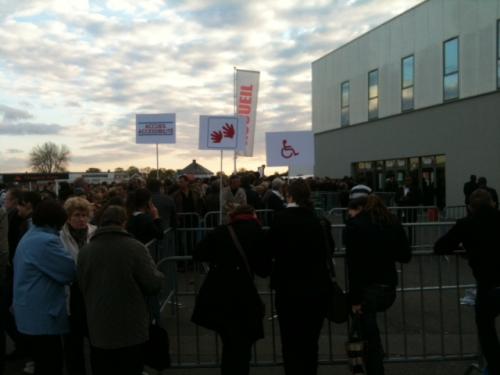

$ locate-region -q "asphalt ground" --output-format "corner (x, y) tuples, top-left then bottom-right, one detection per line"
(5, 221), (485, 374)
(4, 254), (482, 375)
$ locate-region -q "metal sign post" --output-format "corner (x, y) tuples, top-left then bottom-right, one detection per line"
(156, 143), (159, 179)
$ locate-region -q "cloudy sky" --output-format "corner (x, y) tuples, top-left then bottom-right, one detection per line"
(0, 0), (422, 174)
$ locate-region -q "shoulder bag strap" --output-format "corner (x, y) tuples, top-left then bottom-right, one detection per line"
(227, 225), (254, 280)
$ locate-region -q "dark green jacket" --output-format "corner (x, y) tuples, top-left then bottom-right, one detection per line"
(78, 226), (163, 349)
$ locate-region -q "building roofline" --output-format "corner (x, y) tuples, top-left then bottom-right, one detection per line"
(312, 0), (429, 65)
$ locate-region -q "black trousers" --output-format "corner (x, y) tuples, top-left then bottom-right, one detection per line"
(63, 332), (85, 375)
(25, 335), (64, 375)
(276, 293), (327, 375)
(219, 331), (254, 375)
(1, 276), (25, 354)
(475, 287), (500, 375)
(90, 344), (145, 375)
(358, 285), (396, 375)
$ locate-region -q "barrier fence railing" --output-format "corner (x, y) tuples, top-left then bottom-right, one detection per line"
(327, 206), (445, 224)
(146, 217), (479, 369)
(312, 191), (396, 210)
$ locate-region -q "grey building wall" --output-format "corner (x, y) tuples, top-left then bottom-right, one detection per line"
(312, 0), (500, 133)
(315, 91), (500, 207)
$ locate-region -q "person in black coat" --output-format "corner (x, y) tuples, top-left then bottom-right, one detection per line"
(126, 188), (163, 245)
(263, 178), (286, 212)
(344, 195), (411, 375)
(463, 175), (478, 205)
(477, 177), (499, 209)
(192, 204), (269, 375)
(147, 179), (176, 229)
(434, 189), (500, 375)
(395, 175), (421, 227)
(268, 179), (333, 375)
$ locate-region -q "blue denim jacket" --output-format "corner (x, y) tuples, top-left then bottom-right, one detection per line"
(13, 225), (76, 335)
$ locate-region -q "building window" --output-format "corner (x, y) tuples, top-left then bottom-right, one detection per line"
(401, 55), (414, 111)
(341, 81), (350, 126)
(443, 37), (459, 100)
(368, 69), (379, 120)
(497, 20), (500, 89)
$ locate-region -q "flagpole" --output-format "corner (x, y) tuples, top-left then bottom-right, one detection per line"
(219, 149), (223, 225)
(233, 66), (237, 174)
(156, 143), (159, 179)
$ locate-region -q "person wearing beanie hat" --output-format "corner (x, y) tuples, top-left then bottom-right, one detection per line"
(349, 178), (372, 200)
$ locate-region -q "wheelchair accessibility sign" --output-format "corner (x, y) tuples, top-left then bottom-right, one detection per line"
(266, 131), (314, 167)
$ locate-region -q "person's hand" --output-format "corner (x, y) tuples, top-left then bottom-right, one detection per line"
(352, 304), (363, 315)
(149, 202), (159, 220)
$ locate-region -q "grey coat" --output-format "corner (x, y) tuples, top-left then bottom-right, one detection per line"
(77, 226), (164, 349)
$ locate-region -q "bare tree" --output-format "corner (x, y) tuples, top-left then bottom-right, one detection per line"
(29, 142), (70, 173)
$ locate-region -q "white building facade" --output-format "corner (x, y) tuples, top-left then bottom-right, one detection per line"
(313, 0), (500, 206)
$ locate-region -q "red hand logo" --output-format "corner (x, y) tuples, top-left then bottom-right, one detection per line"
(211, 130), (223, 143)
(222, 123), (235, 139)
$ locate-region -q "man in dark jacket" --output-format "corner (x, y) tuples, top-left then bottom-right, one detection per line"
(78, 206), (164, 375)
(477, 177), (499, 209)
(147, 179), (176, 229)
(262, 177), (286, 212)
(463, 175), (478, 205)
(434, 189), (500, 375)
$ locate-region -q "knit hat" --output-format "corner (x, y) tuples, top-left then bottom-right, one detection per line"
(349, 184), (372, 200)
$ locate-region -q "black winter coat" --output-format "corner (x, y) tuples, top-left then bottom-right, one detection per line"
(344, 211), (411, 304)
(268, 207), (333, 298)
(434, 206), (500, 289)
(126, 212), (163, 245)
(191, 217), (269, 341)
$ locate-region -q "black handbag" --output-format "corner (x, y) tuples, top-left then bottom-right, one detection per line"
(346, 315), (365, 374)
(144, 320), (171, 371)
(320, 218), (349, 323)
(191, 225), (264, 331)
(191, 267), (225, 331)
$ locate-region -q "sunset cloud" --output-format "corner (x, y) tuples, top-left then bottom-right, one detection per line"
(0, 0), (423, 173)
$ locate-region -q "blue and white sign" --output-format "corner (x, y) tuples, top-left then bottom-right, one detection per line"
(136, 113), (176, 144)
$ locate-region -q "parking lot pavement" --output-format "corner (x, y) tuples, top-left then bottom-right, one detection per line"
(150, 360), (473, 375)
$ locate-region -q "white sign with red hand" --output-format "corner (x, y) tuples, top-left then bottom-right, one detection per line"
(266, 131), (315, 167)
(199, 115), (246, 151)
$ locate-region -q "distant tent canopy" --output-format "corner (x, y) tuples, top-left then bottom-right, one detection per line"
(178, 160), (214, 179)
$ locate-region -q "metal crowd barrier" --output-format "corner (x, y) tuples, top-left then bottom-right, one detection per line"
(312, 191), (397, 211)
(441, 206), (467, 221)
(146, 219), (479, 369)
(203, 209), (275, 229)
(328, 206), (443, 225)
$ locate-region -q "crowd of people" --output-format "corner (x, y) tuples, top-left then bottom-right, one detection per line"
(0, 172), (499, 375)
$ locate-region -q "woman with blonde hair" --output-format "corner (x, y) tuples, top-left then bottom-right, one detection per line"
(345, 194), (411, 375)
(60, 196), (97, 375)
(61, 197), (96, 261)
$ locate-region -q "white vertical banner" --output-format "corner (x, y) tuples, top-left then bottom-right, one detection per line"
(235, 69), (259, 157)
(266, 131), (315, 167)
(199, 115), (246, 151)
